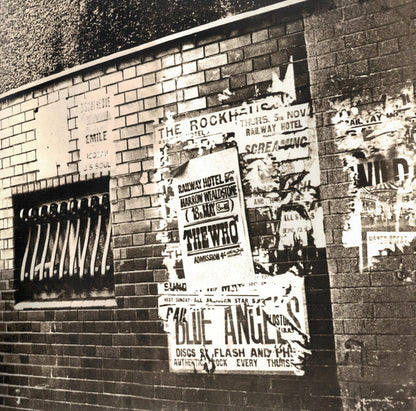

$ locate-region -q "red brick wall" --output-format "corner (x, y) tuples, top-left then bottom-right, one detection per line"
(304, 0), (416, 409)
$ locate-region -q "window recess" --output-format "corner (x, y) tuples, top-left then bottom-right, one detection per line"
(16, 193), (114, 302)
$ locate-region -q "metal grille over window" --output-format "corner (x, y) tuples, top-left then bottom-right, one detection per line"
(17, 193), (114, 301)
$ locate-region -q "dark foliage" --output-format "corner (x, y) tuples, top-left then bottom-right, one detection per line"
(0, 0), (284, 94)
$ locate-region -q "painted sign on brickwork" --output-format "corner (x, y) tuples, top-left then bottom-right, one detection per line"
(335, 81), (416, 274)
(78, 89), (116, 175)
(155, 60), (324, 374)
(173, 148), (254, 290)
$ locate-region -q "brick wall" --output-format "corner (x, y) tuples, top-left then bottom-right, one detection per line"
(0, 5), (343, 410)
(3, 1), (414, 409)
(304, 0), (416, 409)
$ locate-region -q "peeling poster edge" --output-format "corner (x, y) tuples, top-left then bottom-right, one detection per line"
(334, 80), (416, 278)
(153, 60), (325, 374)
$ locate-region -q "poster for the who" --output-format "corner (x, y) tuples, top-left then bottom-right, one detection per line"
(155, 66), (324, 375)
(173, 148), (254, 291)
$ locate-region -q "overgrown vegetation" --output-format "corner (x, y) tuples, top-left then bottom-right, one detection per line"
(0, 0), (283, 94)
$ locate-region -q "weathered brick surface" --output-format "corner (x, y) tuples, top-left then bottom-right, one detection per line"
(304, 0), (416, 410)
(4, 1), (414, 409)
(0, 7), (337, 409)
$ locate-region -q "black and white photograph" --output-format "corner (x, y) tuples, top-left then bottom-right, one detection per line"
(0, 0), (415, 409)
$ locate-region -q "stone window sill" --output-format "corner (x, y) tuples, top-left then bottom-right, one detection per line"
(14, 298), (117, 310)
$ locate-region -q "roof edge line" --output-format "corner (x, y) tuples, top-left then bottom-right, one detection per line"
(0, 0), (307, 101)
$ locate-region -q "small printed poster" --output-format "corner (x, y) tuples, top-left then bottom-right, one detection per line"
(78, 89), (116, 175)
(367, 231), (416, 264)
(173, 147), (255, 290)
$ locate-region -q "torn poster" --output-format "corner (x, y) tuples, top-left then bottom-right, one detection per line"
(159, 271), (309, 375)
(335, 81), (416, 269)
(238, 102), (325, 276)
(155, 93), (325, 375)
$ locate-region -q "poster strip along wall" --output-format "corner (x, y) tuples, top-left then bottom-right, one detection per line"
(156, 94), (323, 374)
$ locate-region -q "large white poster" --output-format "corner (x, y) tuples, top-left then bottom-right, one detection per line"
(173, 148), (254, 290)
(35, 100), (71, 179)
(159, 273), (308, 375)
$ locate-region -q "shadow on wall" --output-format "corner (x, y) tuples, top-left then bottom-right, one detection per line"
(303, 252), (342, 409)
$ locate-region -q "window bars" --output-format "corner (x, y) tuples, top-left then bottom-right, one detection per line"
(18, 194), (112, 285)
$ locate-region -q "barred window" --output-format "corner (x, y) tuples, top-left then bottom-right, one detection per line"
(15, 182), (114, 302)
